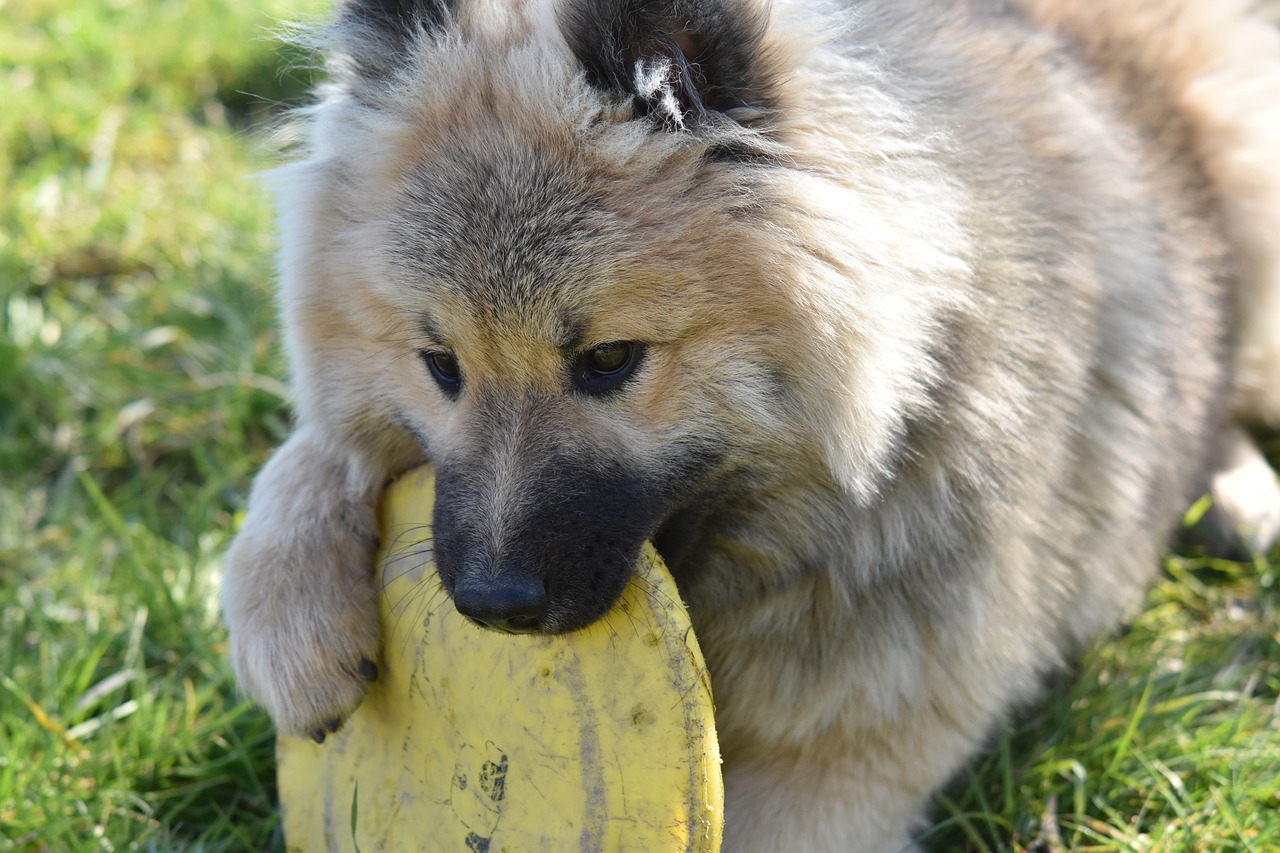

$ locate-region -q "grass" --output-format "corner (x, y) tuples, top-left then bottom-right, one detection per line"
(1, 0), (316, 847)
(2, 0), (1278, 849)
(929, 552), (1280, 852)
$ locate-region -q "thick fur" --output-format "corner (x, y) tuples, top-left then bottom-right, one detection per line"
(222, 0), (1280, 848)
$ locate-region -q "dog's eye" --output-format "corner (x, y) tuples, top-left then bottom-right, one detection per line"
(421, 350), (462, 397)
(575, 342), (644, 396)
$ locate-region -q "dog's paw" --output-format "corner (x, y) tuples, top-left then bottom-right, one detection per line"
(1211, 451), (1280, 556)
(222, 501), (384, 740)
(1197, 426), (1280, 558)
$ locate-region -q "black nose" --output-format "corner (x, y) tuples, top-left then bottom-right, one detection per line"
(452, 574), (548, 634)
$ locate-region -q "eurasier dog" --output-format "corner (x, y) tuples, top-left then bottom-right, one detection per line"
(223, 0), (1280, 847)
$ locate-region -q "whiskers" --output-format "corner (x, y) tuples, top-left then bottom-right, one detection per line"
(377, 523), (452, 660)
(579, 550), (686, 648)
(629, 550), (685, 614)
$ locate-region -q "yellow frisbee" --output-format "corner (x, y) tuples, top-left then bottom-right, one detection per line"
(277, 466), (723, 852)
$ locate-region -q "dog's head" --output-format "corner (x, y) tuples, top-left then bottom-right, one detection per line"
(276, 0), (970, 632)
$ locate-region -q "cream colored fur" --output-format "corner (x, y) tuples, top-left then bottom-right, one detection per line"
(1019, 0), (1280, 424)
(221, 1), (1280, 849)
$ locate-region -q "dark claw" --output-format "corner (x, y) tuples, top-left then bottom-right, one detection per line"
(326, 717), (342, 733)
(358, 657), (379, 681)
(311, 729), (327, 744)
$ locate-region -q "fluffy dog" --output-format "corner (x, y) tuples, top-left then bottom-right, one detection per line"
(222, 0), (1280, 848)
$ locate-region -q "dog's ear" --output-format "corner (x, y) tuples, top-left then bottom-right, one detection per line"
(560, 0), (774, 129)
(334, 0), (458, 81)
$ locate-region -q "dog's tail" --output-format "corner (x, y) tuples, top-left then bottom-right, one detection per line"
(1021, 0), (1280, 425)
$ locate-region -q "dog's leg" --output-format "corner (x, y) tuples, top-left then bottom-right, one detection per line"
(222, 425), (392, 740)
(719, 718), (979, 853)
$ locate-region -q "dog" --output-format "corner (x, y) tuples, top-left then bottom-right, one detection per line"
(222, 0), (1280, 848)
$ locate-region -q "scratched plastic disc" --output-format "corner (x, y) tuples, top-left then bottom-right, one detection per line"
(277, 465), (723, 852)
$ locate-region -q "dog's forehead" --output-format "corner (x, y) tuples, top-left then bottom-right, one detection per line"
(393, 136), (609, 303)
(372, 118), (759, 365)
(342, 19), (754, 357)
